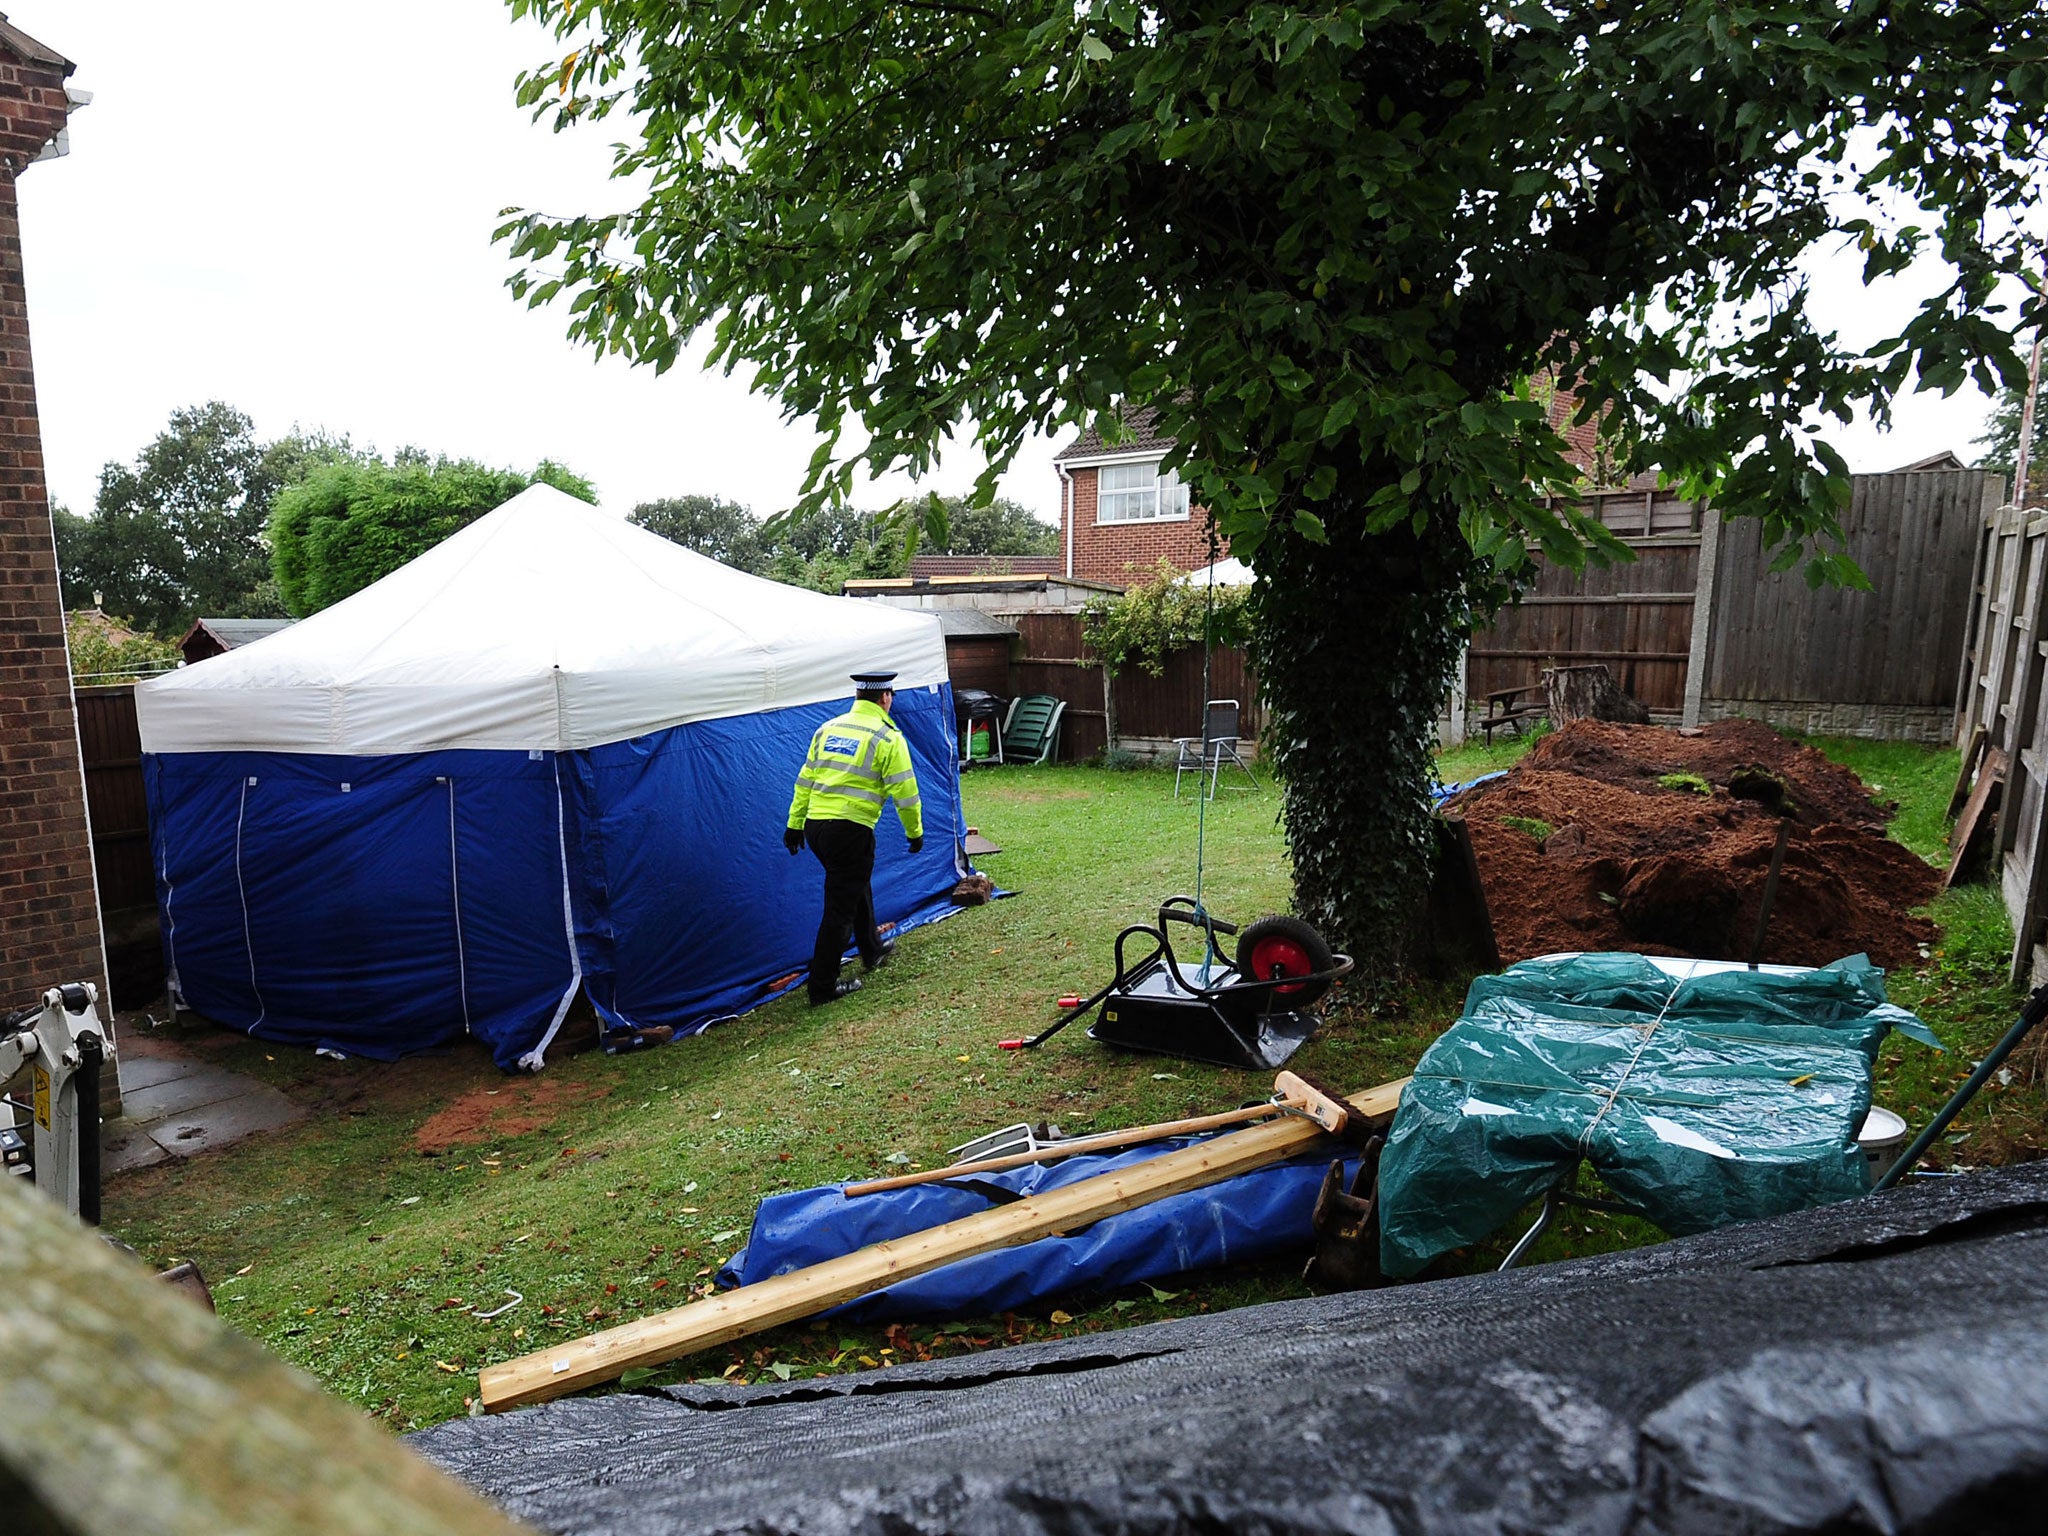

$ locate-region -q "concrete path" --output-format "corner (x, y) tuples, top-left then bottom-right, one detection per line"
(101, 1032), (305, 1174)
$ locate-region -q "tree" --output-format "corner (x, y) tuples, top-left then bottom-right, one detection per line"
(926, 497), (1059, 559)
(64, 610), (180, 685)
(1975, 376), (2048, 506)
(501, 1), (2048, 976)
(765, 502), (909, 592)
(630, 494), (770, 571)
(52, 410), (363, 636)
(269, 457), (596, 615)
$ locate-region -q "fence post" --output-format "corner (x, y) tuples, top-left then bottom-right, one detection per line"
(1681, 505), (1722, 728)
(1443, 642), (1468, 746)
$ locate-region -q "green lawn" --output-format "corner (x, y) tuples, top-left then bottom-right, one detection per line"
(102, 739), (2044, 1430)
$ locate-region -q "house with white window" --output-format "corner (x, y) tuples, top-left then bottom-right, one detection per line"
(1053, 407), (1215, 585)
(1052, 383), (1621, 586)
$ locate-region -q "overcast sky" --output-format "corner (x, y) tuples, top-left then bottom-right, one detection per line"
(14, 1), (2009, 527)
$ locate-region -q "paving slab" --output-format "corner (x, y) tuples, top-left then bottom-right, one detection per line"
(143, 1087), (303, 1158)
(115, 1052), (206, 1093)
(101, 1119), (173, 1174)
(118, 1065), (265, 1123)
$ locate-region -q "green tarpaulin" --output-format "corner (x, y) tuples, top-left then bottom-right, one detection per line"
(1377, 952), (1941, 1279)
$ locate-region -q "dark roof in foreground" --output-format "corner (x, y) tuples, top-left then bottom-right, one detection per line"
(414, 1161), (2048, 1536)
(1054, 404), (1178, 463)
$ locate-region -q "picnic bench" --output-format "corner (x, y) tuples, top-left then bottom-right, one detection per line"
(1477, 682), (1549, 743)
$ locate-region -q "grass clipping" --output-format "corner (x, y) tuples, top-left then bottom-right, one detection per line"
(1447, 719), (1940, 968)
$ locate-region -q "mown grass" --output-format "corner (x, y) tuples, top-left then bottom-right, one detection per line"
(101, 733), (2041, 1429)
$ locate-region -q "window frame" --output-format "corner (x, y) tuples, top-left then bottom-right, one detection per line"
(1093, 458), (1192, 526)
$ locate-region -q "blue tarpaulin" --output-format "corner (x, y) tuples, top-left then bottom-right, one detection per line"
(145, 690), (968, 1071)
(718, 1136), (1360, 1322)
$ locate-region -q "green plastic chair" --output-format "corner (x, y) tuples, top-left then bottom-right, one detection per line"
(1000, 694), (1066, 764)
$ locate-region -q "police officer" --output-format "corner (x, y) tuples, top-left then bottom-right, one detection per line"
(785, 671), (924, 1005)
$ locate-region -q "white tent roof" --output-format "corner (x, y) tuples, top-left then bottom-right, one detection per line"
(136, 484), (949, 756)
(1185, 557), (1254, 587)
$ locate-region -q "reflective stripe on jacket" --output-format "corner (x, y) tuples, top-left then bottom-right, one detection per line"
(787, 699), (924, 838)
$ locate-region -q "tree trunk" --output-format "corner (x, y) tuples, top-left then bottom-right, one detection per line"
(1249, 504), (1485, 993)
(1545, 663), (1650, 725)
(1101, 663), (1120, 754)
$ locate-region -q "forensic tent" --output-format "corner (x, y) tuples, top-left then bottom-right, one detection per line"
(136, 485), (968, 1071)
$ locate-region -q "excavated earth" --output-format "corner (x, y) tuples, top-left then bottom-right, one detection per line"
(1448, 718), (1940, 969)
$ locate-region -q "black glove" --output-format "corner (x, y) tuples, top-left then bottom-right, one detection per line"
(907, 835), (924, 855)
(784, 827), (804, 855)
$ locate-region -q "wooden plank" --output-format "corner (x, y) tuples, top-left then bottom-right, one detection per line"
(480, 1077), (1411, 1412)
(0, 1180), (532, 1536)
(1946, 747), (2006, 889)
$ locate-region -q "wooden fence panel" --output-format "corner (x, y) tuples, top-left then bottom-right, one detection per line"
(1007, 612), (1259, 762)
(73, 684), (164, 1008)
(1703, 470), (2001, 737)
(1953, 507), (2048, 985)
(1466, 533), (1701, 714)
(74, 686), (152, 915)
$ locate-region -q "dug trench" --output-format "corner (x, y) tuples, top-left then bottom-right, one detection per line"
(1449, 719), (1940, 969)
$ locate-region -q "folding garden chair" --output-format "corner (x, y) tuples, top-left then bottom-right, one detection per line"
(1000, 694), (1066, 765)
(1174, 699), (1258, 799)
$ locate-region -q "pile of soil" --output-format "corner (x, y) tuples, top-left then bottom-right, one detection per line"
(1450, 719), (1940, 969)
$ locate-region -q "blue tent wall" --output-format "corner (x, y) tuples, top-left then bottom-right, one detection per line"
(146, 750), (579, 1068)
(562, 683), (967, 1033)
(144, 684), (967, 1069)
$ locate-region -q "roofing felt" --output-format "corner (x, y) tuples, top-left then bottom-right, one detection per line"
(1053, 404), (1178, 463)
(909, 554), (1061, 579)
(933, 608), (1020, 638)
(193, 618), (297, 650)
(414, 1160), (2048, 1536)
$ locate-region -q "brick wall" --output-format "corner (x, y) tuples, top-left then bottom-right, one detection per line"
(1547, 375), (1605, 474)
(0, 44), (108, 1008)
(1061, 466), (1219, 586)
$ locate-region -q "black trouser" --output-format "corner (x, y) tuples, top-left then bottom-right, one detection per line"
(804, 817), (884, 1001)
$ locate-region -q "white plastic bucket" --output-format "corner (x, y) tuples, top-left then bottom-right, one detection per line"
(1856, 1105), (1909, 1183)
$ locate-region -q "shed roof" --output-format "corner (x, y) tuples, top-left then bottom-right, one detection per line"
(184, 618), (297, 651)
(1890, 450), (1973, 473)
(934, 609), (1019, 639)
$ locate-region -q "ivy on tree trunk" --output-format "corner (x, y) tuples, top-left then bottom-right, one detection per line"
(1251, 495), (1484, 979)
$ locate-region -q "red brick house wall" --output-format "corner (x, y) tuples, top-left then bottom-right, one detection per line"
(0, 29), (108, 1007)
(1060, 465), (1218, 586)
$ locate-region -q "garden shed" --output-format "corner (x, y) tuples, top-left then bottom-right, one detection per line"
(136, 485), (966, 1070)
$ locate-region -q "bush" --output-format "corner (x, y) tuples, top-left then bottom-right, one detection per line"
(270, 458), (594, 615)
(67, 612), (180, 684)
(1080, 561), (1252, 678)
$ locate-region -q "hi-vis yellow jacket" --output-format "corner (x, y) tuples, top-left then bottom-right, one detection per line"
(787, 699), (924, 838)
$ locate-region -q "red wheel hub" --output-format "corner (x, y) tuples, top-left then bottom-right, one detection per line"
(1247, 936), (1315, 996)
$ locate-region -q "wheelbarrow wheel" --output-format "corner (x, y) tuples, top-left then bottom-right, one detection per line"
(1236, 915), (1335, 1006)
